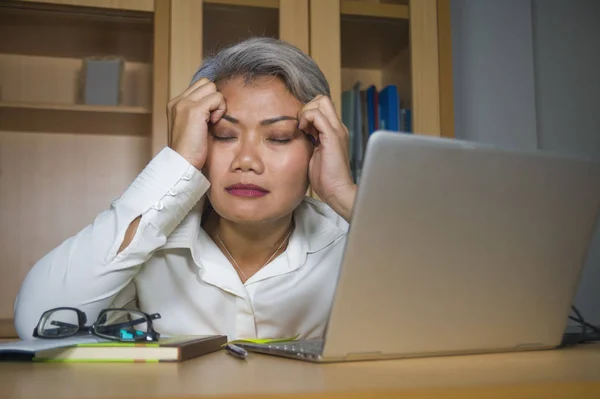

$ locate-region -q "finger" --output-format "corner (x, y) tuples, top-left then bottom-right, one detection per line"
(301, 95), (344, 133)
(198, 91), (227, 124)
(298, 108), (337, 146)
(184, 83), (218, 105)
(182, 77), (212, 98)
(297, 112), (320, 146)
(167, 78), (213, 115)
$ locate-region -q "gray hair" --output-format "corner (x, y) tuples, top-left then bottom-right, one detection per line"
(190, 37), (330, 103)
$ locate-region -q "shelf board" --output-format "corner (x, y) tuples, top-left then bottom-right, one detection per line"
(14, 0), (153, 12)
(204, 0), (278, 9)
(0, 101), (151, 114)
(341, 0), (409, 20)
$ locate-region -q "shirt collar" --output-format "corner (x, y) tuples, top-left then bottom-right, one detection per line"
(161, 196), (347, 270)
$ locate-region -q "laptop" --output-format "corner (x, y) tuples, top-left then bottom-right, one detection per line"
(238, 131), (600, 362)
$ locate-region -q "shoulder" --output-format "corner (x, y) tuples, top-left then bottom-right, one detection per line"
(293, 196), (348, 254)
(298, 196), (349, 231)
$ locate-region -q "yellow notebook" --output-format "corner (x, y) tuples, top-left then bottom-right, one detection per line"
(33, 335), (227, 363)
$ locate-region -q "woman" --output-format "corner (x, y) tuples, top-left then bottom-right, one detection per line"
(14, 37), (356, 341)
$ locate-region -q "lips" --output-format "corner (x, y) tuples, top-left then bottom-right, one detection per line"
(225, 183), (270, 198)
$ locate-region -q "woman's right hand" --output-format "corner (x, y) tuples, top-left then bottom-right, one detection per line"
(168, 78), (227, 170)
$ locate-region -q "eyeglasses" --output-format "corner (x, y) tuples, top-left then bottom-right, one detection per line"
(33, 307), (161, 342)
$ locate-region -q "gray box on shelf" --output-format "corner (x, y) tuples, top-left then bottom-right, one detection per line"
(81, 57), (124, 106)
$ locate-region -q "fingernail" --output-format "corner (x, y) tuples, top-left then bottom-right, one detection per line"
(304, 132), (316, 145)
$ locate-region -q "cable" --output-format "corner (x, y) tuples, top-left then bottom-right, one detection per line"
(568, 306), (600, 344)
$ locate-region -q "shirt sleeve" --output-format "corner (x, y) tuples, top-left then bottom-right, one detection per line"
(13, 147), (210, 339)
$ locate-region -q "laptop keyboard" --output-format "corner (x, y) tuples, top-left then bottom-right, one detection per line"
(240, 339), (324, 359)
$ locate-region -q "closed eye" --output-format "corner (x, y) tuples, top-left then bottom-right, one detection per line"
(268, 138), (292, 144)
(210, 132), (237, 142)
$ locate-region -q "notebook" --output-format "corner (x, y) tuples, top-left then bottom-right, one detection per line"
(0, 335), (227, 362)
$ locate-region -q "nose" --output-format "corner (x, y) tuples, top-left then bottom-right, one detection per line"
(230, 134), (265, 174)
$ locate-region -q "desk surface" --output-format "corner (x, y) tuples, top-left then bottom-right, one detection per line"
(1, 343), (599, 399)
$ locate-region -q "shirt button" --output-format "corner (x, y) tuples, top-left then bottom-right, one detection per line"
(167, 188), (178, 196)
(181, 172), (192, 181)
(152, 201), (164, 211)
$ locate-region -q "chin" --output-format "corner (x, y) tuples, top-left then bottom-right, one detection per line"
(220, 207), (280, 225)
(211, 196), (272, 223)
(211, 192), (304, 225)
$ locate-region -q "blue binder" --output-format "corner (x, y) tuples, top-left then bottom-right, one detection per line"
(378, 85), (400, 131)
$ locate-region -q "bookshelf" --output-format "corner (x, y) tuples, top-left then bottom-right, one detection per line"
(311, 0), (453, 138)
(0, 0), (162, 332)
(0, 0), (453, 337)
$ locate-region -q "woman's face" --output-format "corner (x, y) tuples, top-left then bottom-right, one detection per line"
(203, 75), (313, 225)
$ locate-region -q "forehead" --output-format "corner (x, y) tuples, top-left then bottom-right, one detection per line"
(216, 75), (302, 116)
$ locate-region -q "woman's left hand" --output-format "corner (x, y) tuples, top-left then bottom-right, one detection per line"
(298, 95), (357, 223)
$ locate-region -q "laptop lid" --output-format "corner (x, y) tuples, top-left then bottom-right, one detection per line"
(321, 131), (600, 361)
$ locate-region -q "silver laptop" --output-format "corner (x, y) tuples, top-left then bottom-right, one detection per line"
(239, 131), (600, 362)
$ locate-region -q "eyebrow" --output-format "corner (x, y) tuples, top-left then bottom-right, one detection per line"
(221, 114), (298, 126)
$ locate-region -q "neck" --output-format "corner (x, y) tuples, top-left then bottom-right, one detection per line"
(205, 211), (294, 280)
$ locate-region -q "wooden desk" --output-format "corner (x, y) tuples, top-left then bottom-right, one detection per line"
(1, 344), (599, 399)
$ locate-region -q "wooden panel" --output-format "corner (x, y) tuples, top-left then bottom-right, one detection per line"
(205, 0), (278, 8)
(0, 54), (152, 109)
(437, 0), (455, 138)
(409, 0), (441, 136)
(382, 47), (411, 108)
(152, 0), (170, 155)
(169, 0), (203, 100)
(0, 5), (153, 63)
(310, 0), (341, 111)
(279, 0), (309, 54)
(0, 318), (17, 339)
(203, 3), (279, 56)
(0, 101), (149, 114)
(341, 0), (408, 19)
(0, 131), (150, 320)
(342, 68), (382, 92)
(341, 15), (408, 69)
(0, 107), (150, 135)
(16, 0), (154, 11)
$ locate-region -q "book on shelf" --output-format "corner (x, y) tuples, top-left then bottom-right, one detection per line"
(0, 334), (227, 363)
(341, 82), (411, 183)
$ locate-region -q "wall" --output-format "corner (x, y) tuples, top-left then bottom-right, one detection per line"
(451, 0), (600, 324)
(450, 0), (538, 150)
(531, 0), (600, 325)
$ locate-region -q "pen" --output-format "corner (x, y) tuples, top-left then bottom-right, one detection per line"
(225, 343), (248, 360)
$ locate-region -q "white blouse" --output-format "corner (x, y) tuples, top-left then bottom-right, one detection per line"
(14, 147), (349, 341)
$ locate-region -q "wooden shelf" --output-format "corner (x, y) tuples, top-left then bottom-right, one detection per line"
(204, 0), (278, 9)
(339, 1), (412, 107)
(341, 0), (409, 20)
(0, 2), (153, 63)
(16, 0), (154, 12)
(203, 2), (279, 56)
(0, 106), (151, 135)
(0, 101), (151, 114)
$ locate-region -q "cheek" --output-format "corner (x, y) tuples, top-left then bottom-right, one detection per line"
(273, 145), (312, 181)
(203, 145), (231, 182)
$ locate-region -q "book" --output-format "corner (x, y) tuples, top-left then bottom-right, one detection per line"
(0, 335), (227, 363)
(365, 85), (378, 136)
(0, 335), (103, 361)
(378, 85), (400, 131)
